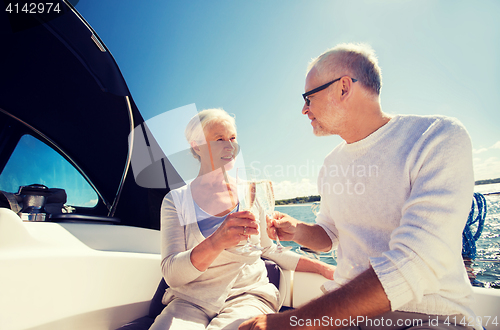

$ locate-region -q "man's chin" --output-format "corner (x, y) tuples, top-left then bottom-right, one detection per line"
(313, 126), (332, 137)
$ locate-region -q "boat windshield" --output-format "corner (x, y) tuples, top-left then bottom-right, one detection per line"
(0, 134), (98, 207)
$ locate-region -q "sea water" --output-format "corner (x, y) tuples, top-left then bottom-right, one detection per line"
(275, 184), (500, 289)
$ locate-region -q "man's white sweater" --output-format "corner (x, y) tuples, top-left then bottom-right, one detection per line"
(316, 115), (478, 325)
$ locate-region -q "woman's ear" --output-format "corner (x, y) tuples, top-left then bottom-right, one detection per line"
(191, 141), (201, 154)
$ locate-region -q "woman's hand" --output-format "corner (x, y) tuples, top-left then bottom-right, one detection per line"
(191, 210), (259, 272)
(266, 211), (299, 242)
(295, 256), (336, 280)
(320, 263), (336, 280)
(209, 210), (259, 250)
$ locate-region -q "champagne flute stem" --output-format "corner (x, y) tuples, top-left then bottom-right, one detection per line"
(271, 216), (291, 252)
(272, 218), (290, 251)
(275, 234), (283, 247)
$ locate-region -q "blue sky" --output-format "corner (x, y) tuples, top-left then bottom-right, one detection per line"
(77, 0), (500, 199)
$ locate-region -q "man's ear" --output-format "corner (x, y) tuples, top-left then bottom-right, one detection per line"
(340, 76), (354, 99)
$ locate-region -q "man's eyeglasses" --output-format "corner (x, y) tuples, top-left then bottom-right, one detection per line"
(302, 77), (357, 106)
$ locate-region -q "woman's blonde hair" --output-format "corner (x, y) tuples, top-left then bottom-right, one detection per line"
(185, 108), (236, 161)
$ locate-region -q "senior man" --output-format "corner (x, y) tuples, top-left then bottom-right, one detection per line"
(240, 43), (478, 330)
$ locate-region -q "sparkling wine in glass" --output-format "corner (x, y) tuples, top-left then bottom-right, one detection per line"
(259, 180), (292, 253)
(236, 167), (262, 253)
(311, 201), (321, 216)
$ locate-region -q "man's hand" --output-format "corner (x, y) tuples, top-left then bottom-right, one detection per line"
(240, 268), (390, 330)
(266, 211), (300, 241)
(268, 211), (333, 252)
(238, 314), (268, 330)
(239, 313), (288, 330)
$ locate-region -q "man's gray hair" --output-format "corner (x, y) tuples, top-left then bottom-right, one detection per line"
(308, 43), (382, 96)
(185, 108), (236, 161)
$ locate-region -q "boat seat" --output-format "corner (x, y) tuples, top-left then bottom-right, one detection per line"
(115, 259), (283, 330)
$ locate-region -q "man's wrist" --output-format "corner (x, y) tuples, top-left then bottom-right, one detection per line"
(295, 222), (332, 252)
(294, 221), (308, 246)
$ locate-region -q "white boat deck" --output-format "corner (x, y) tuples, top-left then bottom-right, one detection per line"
(1, 208), (499, 330)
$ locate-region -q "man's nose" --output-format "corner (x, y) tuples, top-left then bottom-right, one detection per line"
(302, 103), (309, 115)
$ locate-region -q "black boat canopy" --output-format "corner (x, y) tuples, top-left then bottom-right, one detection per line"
(0, 0), (171, 229)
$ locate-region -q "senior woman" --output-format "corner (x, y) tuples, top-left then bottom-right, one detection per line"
(150, 109), (335, 330)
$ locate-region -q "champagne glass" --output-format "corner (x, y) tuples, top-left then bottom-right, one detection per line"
(236, 167), (262, 253)
(311, 201), (321, 216)
(258, 180), (292, 252)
